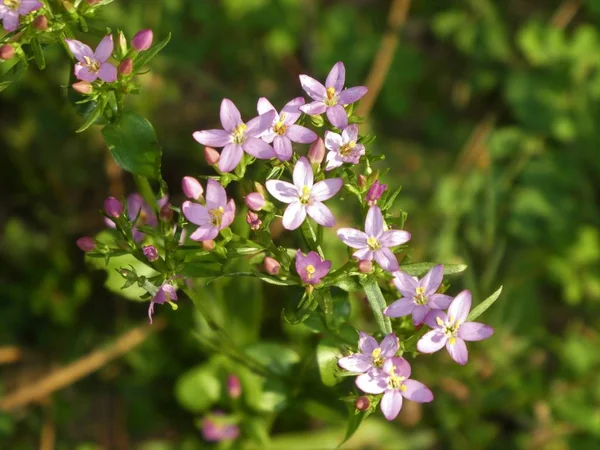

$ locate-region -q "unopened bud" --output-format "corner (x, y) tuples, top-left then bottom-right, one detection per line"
(308, 137), (325, 164)
(118, 31), (127, 56)
(202, 240), (215, 251)
(0, 45), (15, 61)
(160, 203), (173, 221)
(357, 260), (373, 273)
(227, 375), (242, 399)
(33, 15), (48, 31)
(355, 396), (370, 411)
(246, 211), (261, 230)
(204, 146), (220, 166)
(253, 182), (266, 197)
(264, 257), (280, 276)
(104, 196), (124, 218)
(76, 237), (95, 252)
(132, 29), (153, 51)
(86, 0), (101, 4)
(118, 58), (133, 76)
(182, 176), (204, 200)
(63, 1), (75, 13)
(245, 192), (265, 211)
(72, 81), (93, 95)
(366, 180), (387, 205)
(357, 174), (367, 189)
(142, 245), (159, 262)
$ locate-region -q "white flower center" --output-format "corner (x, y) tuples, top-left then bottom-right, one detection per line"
(437, 316), (460, 344)
(232, 123), (247, 144)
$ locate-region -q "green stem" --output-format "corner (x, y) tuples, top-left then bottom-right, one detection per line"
(361, 280), (392, 335)
(134, 175), (158, 211)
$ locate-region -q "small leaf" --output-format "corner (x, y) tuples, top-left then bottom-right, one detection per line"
(380, 186), (402, 211)
(135, 33), (171, 70)
(339, 407), (370, 447)
(467, 286), (503, 321)
(0, 58), (28, 92)
(399, 262), (468, 277)
(316, 338), (344, 386)
(76, 96), (108, 133)
(31, 38), (46, 70)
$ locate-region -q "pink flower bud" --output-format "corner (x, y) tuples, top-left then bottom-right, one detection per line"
(355, 396), (370, 411)
(72, 81), (93, 95)
(357, 174), (367, 189)
(204, 146), (220, 166)
(160, 203), (173, 221)
(366, 180), (387, 205)
(202, 240), (215, 251)
(33, 16), (48, 31)
(86, 0), (101, 4)
(264, 257), (280, 276)
(182, 176), (204, 200)
(357, 260), (373, 273)
(245, 193), (265, 211)
(246, 211), (261, 230)
(308, 137), (325, 164)
(76, 237), (95, 252)
(0, 45), (14, 61)
(104, 196), (124, 218)
(142, 245), (159, 262)
(118, 58), (133, 76)
(132, 29), (153, 51)
(227, 375), (242, 399)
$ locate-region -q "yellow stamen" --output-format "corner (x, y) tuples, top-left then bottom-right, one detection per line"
(371, 347), (383, 367)
(367, 237), (380, 250)
(325, 87), (338, 106)
(306, 264), (315, 279)
(436, 316), (444, 327)
(210, 206), (225, 227)
(415, 286), (427, 305)
(448, 336), (456, 345)
(4, 0), (19, 9)
(232, 123), (247, 144)
(299, 185), (311, 204)
(273, 114), (287, 136)
(339, 140), (356, 156)
(83, 56), (100, 73)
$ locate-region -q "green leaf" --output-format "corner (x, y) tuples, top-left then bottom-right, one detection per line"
(76, 96), (108, 133)
(135, 33), (172, 70)
(243, 418), (271, 447)
(102, 112), (162, 179)
(0, 58), (28, 92)
(380, 186), (402, 211)
(339, 407), (370, 447)
(316, 338), (344, 386)
(467, 285), (503, 321)
(253, 272), (298, 286)
(399, 262), (468, 277)
(174, 364), (221, 413)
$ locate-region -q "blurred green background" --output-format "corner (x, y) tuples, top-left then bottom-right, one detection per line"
(2, 0), (600, 448)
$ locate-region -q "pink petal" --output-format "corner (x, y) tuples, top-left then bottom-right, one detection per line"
(424, 310), (446, 328)
(411, 305), (429, 326)
(257, 97), (276, 115)
(338, 354), (372, 373)
(193, 130), (231, 148)
(447, 290), (472, 324)
(384, 298), (414, 318)
(300, 101), (327, 115)
(353, 247), (373, 260)
(18, 0), (42, 14)
(374, 248), (399, 272)
(218, 143), (243, 172)
(287, 124), (317, 144)
(313, 260), (331, 281)
(458, 322), (494, 342)
(338, 86), (368, 105)
(358, 331), (378, 354)
(282, 202), (306, 230)
(243, 137), (275, 159)
(66, 39), (94, 63)
(326, 104), (348, 129)
(293, 156), (313, 189)
(393, 271), (419, 298)
(247, 110), (276, 137)
(311, 178), (343, 202)
(421, 264), (444, 296)
(281, 97), (305, 125)
(428, 293), (453, 309)
(265, 180), (298, 203)
(337, 228), (368, 249)
(446, 338), (468, 365)
(380, 334), (399, 357)
(2, 10), (18, 31)
(380, 230), (411, 247)
(380, 390), (402, 421)
(98, 63), (117, 83)
(205, 178), (227, 210)
(383, 356), (411, 378)
(402, 380), (433, 403)
(355, 372), (387, 395)
(342, 124), (359, 142)
(190, 225), (219, 241)
(325, 61), (345, 92)
(325, 153), (344, 171)
(221, 199), (236, 229)
(219, 99), (242, 132)
(306, 201), (335, 227)
(74, 64), (98, 82)
(417, 330), (447, 354)
(182, 201), (211, 226)
(95, 35), (114, 62)
(365, 206), (384, 238)
(299, 74), (326, 101)
(273, 136), (292, 161)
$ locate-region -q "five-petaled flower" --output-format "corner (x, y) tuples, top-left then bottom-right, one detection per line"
(299, 61), (368, 129)
(295, 250), (331, 285)
(0, 0), (42, 32)
(66, 35), (117, 83)
(338, 332), (399, 374)
(148, 282), (178, 324)
(193, 99), (276, 173)
(417, 290), (494, 365)
(355, 357), (433, 421)
(337, 206), (410, 272)
(257, 97), (317, 161)
(324, 125), (365, 171)
(182, 178), (235, 241)
(384, 265), (453, 325)
(266, 156), (342, 230)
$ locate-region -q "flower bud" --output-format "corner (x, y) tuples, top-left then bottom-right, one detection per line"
(160, 203), (173, 221)
(76, 237), (95, 252)
(132, 29), (153, 51)
(264, 257), (280, 276)
(227, 375), (242, 399)
(202, 240), (215, 251)
(118, 58), (133, 76)
(72, 81), (93, 95)
(86, 0), (101, 4)
(366, 180), (387, 205)
(246, 211), (261, 230)
(142, 245), (159, 262)
(118, 31), (128, 56)
(355, 396), (370, 411)
(104, 196), (124, 218)
(0, 45), (15, 61)
(182, 176), (204, 200)
(307, 137), (325, 164)
(33, 15), (48, 31)
(357, 174), (367, 189)
(204, 146), (220, 166)
(245, 192), (265, 211)
(63, 1), (75, 13)
(357, 259), (373, 273)
(253, 182), (266, 197)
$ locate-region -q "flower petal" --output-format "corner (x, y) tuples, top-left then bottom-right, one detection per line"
(446, 338), (468, 365)
(355, 372), (387, 395)
(365, 206), (384, 238)
(287, 124), (317, 144)
(342, 124), (359, 142)
(380, 230), (411, 247)
(190, 225), (219, 241)
(338, 354), (372, 373)
(218, 143), (243, 173)
(300, 101), (327, 115)
(358, 331), (378, 353)
(273, 135), (293, 161)
(182, 201), (210, 225)
(380, 334), (399, 357)
(424, 310), (446, 328)
(299, 74), (326, 101)
(402, 379), (433, 403)
(384, 298), (414, 318)
(257, 97), (276, 115)
(411, 305), (429, 326)
(281, 97), (305, 124)
(98, 63), (117, 83)
(326, 104), (348, 129)
(337, 228), (368, 249)
(311, 178), (343, 201)
(205, 178), (227, 210)
(380, 390), (403, 421)
(282, 202), (306, 230)
(193, 130), (231, 147)
(325, 61), (346, 92)
(293, 156), (313, 189)
(383, 356), (411, 378)
(428, 293), (453, 310)
(338, 86), (368, 104)
(2, 10), (18, 32)
(266, 180), (298, 203)
(458, 322), (494, 342)
(325, 152), (344, 171)
(220, 99), (242, 132)
(95, 35), (114, 62)
(421, 264), (443, 296)
(247, 110), (276, 137)
(447, 290), (472, 324)
(243, 136), (275, 160)
(18, 0), (42, 14)
(66, 39), (94, 63)
(306, 201), (335, 227)
(353, 248), (373, 260)
(393, 271), (419, 297)
(313, 260), (331, 282)
(74, 64), (97, 82)
(221, 199), (236, 229)
(324, 130), (343, 152)
(417, 330), (447, 354)
(374, 248), (399, 272)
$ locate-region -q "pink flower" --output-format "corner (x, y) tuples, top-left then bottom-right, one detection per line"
(257, 97), (317, 161)
(105, 193), (167, 242)
(148, 283), (177, 324)
(201, 414), (240, 442)
(265, 156), (343, 230)
(355, 357), (433, 421)
(417, 290), (494, 365)
(384, 265), (453, 325)
(338, 332), (399, 374)
(142, 245), (159, 262)
(66, 35), (117, 83)
(245, 192), (265, 211)
(182, 179), (235, 241)
(193, 99), (276, 173)
(295, 250), (331, 285)
(132, 29), (153, 51)
(324, 125), (365, 171)
(299, 61), (368, 129)
(366, 180), (387, 205)
(337, 206), (410, 272)
(0, 0), (42, 32)
(182, 176), (204, 200)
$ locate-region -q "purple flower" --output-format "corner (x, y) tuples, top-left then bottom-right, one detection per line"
(324, 125), (365, 171)
(367, 180), (387, 205)
(66, 35), (117, 83)
(417, 290), (494, 365)
(256, 97), (317, 161)
(132, 29), (153, 51)
(246, 211), (261, 230)
(227, 375), (242, 399)
(193, 99), (276, 173)
(76, 237), (95, 252)
(356, 357), (433, 421)
(0, 0), (42, 32)
(245, 192), (265, 211)
(182, 176), (204, 200)
(201, 415), (240, 442)
(148, 283), (178, 324)
(295, 250), (331, 285)
(105, 193), (165, 242)
(182, 179), (236, 241)
(338, 332), (399, 373)
(266, 156), (342, 230)
(104, 196), (124, 218)
(384, 265), (453, 325)
(337, 206), (410, 272)
(142, 245), (159, 262)
(299, 61), (368, 129)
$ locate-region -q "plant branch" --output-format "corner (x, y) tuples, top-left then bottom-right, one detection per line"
(361, 280), (392, 335)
